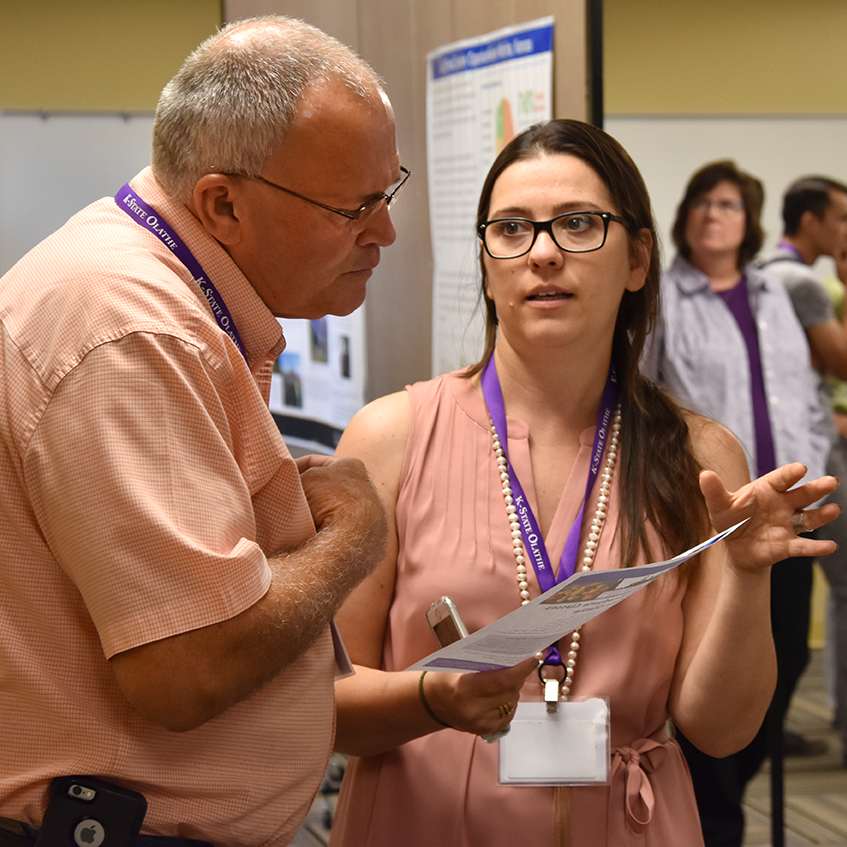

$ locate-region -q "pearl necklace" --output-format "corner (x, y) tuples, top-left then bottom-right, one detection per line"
(490, 407), (621, 700)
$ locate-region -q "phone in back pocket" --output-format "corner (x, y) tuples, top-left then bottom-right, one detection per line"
(35, 776), (146, 847)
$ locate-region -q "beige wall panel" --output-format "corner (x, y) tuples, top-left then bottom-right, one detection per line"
(550, 1), (589, 120)
(224, 0), (359, 46)
(0, 0), (220, 111)
(452, 0), (515, 30)
(356, 0), (433, 391)
(605, 0), (847, 115)
(409, 0), (455, 50)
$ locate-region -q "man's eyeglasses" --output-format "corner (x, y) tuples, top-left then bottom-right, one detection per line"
(478, 211), (625, 259)
(226, 166), (410, 223)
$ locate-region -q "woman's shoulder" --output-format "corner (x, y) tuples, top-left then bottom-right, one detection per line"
(341, 371), (473, 445)
(340, 390), (411, 450)
(658, 256), (711, 306)
(334, 391), (412, 503)
(661, 254), (697, 284)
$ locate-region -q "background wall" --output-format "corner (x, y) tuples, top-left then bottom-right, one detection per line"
(3, 0), (847, 383)
(1, 0), (841, 638)
(0, 0), (221, 280)
(605, 0), (847, 115)
(604, 0), (847, 272)
(0, 0), (220, 111)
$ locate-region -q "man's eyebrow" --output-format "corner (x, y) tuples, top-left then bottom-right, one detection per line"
(360, 169), (405, 205)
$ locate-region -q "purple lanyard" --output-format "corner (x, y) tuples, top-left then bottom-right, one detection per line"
(115, 184), (248, 364)
(481, 358), (618, 668)
(776, 240), (804, 262)
(481, 357), (619, 590)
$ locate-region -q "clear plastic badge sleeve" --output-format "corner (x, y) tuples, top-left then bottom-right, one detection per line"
(498, 697), (610, 785)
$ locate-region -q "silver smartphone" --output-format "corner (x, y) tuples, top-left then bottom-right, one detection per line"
(426, 596), (469, 647)
(424, 596), (508, 743)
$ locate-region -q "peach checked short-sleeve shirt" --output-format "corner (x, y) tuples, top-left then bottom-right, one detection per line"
(0, 168), (335, 846)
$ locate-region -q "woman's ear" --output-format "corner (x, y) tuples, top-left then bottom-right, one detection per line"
(626, 228), (653, 292)
(190, 175), (243, 245)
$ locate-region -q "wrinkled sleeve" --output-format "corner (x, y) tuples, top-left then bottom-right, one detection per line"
(23, 331), (274, 658)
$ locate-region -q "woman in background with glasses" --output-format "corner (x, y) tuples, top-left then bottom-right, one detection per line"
(643, 161), (830, 846)
(328, 125), (838, 846)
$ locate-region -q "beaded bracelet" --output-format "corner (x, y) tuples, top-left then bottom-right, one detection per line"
(418, 670), (452, 728)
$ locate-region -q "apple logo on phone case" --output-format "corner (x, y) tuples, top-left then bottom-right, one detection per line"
(74, 819), (105, 847)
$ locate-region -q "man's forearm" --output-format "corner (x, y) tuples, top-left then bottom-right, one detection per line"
(108, 505), (387, 731)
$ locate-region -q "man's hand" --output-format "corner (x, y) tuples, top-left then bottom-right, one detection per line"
(295, 454), (387, 541)
(110, 455), (389, 732)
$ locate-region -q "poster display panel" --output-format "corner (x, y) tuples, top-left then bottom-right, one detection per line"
(269, 312), (365, 454)
(427, 18), (554, 375)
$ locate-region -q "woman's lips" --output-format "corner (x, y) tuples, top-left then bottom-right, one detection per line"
(527, 290), (572, 301)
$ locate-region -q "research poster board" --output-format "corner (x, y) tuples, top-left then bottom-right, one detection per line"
(269, 312), (366, 454)
(427, 17), (554, 376)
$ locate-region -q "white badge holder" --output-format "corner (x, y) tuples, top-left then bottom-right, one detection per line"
(498, 697), (610, 785)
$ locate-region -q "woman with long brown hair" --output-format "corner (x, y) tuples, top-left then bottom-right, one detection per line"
(328, 121), (839, 846)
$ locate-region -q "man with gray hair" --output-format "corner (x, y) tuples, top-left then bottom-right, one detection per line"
(0, 16), (405, 846)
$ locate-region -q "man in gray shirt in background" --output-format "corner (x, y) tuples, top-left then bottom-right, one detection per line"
(759, 175), (847, 767)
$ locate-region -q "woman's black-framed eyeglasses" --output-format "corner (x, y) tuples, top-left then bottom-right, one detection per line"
(478, 210), (624, 259)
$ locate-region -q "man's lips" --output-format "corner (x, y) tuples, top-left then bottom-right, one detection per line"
(348, 252), (380, 276)
(345, 262), (378, 277)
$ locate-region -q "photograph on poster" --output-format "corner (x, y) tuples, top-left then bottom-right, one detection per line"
(269, 313), (365, 453)
(275, 352), (303, 409)
(310, 318), (328, 364)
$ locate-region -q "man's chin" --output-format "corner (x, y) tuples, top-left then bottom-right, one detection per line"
(274, 277), (369, 320)
(328, 277), (369, 317)
(327, 296), (367, 318)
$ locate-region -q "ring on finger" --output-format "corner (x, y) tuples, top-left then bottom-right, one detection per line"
(791, 509), (807, 534)
(498, 703), (512, 718)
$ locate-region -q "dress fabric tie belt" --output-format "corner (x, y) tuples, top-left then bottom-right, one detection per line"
(608, 723), (673, 839)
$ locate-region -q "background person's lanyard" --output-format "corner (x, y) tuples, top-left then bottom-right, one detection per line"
(115, 184), (248, 365)
(480, 357), (619, 666)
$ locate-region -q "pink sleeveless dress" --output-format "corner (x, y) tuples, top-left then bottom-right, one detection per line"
(330, 372), (704, 847)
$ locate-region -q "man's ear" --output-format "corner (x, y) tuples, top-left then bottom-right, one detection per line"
(191, 175), (243, 245)
(799, 208), (820, 237)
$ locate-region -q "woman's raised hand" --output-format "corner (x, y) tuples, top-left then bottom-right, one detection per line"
(699, 462), (841, 572)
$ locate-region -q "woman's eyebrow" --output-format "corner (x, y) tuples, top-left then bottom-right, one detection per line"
(488, 200), (606, 218)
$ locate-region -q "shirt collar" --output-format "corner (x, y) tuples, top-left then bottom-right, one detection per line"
(671, 255), (714, 294)
(127, 168), (286, 369)
(671, 254), (770, 295)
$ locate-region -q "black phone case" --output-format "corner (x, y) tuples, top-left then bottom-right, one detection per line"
(35, 776), (146, 847)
